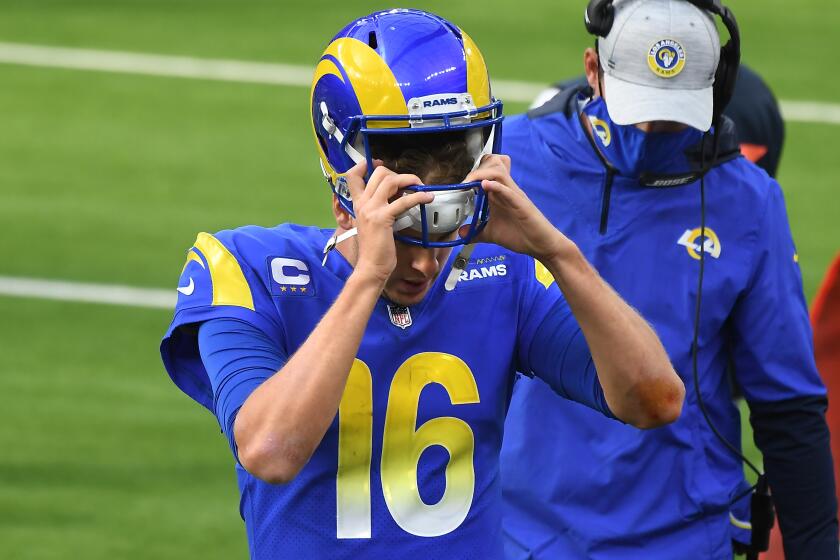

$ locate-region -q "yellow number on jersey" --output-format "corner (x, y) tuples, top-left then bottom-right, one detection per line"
(336, 353), (480, 539)
(336, 360), (373, 538)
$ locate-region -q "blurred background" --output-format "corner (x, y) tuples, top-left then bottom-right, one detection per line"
(0, 1), (837, 558)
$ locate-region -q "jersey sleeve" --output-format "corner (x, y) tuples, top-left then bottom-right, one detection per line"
(197, 318), (286, 459)
(515, 258), (614, 418)
(160, 232), (285, 413)
(730, 183), (826, 402)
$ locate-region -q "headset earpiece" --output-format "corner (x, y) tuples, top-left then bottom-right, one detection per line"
(584, 0), (615, 37)
(712, 42), (736, 123)
(712, 5), (741, 123)
(683, 0), (740, 123)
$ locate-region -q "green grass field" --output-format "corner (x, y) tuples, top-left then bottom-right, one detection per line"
(1, 1), (838, 558)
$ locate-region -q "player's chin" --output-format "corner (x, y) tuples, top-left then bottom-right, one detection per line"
(383, 279), (432, 307)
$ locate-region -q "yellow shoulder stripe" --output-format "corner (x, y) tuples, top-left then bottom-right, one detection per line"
(181, 249), (204, 273)
(534, 260), (555, 289)
(193, 232), (255, 311)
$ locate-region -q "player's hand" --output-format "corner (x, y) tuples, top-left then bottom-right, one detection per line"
(343, 161), (434, 283)
(462, 155), (572, 261)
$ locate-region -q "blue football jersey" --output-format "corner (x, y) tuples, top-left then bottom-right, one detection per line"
(160, 224), (587, 559)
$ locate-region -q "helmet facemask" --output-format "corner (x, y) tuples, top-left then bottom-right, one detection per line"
(328, 97), (502, 248)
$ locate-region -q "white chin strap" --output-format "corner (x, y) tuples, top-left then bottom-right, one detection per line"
(472, 124), (496, 171)
(444, 243), (475, 291)
(321, 102), (365, 164)
(322, 228), (358, 266)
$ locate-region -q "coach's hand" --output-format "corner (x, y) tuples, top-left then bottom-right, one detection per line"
(343, 161), (434, 283)
(463, 155), (572, 262)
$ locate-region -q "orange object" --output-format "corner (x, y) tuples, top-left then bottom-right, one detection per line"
(740, 143), (769, 164)
(762, 252), (840, 559)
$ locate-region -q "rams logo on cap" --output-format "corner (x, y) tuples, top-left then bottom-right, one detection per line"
(648, 39), (686, 78)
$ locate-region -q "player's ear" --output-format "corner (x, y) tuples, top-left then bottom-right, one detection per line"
(584, 48), (602, 97)
(332, 195), (355, 230)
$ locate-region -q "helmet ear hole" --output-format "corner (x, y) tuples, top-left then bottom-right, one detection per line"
(367, 31), (378, 50)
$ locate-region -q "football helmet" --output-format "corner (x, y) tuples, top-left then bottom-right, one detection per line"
(310, 9), (504, 247)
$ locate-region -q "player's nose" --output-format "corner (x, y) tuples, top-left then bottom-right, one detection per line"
(407, 246), (439, 278)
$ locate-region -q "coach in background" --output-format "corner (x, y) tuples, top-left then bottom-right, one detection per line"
(500, 0), (837, 559)
(531, 64), (784, 177)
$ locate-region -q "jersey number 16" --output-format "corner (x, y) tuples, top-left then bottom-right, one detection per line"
(337, 352), (480, 538)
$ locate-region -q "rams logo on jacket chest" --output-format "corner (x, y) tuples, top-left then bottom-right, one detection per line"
(677, 228), (722, 260)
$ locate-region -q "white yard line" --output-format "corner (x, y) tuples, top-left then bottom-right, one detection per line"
(0, 276), (175, 309)
(0, 42), (314, 87)
(778, 101), (840, 126)
(0, 42), (838, 124)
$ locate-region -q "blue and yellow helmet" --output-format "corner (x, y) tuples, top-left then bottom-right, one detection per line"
(310, 9), (504, 247)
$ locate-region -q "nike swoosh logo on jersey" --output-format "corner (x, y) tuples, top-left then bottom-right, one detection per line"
(177, 278), (195, 296)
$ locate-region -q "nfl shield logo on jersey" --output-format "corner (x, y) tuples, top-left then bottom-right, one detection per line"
(387, 304), (412, 329)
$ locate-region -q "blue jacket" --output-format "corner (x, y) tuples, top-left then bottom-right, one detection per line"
(500, 88), (835, 559)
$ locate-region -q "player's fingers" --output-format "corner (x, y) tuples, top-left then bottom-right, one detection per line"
(365, 164), (397, 199)
(479, 153), (511, 169)
(459, 222), (490, 245)
(481, 178), (514, 196)
(476, 153), (511, 173)
(372, 173), (424, 204)
(482, 179), (526, 209)
(464, 160), (510, 185)
(497, 154), (512, 172)
(481, 178), (509, 192)
(386, 190), (434, 217)
(343, 161), (368, 204)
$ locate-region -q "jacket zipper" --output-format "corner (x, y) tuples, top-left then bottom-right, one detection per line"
(599, 169), (615, 235)
(578, 109), (618, 236)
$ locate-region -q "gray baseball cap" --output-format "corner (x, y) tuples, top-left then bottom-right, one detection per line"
(599, 0), (721, 131)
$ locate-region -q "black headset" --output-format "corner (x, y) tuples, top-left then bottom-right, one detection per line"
(585, 0), (740, 125)
(583, 2), (774, 558)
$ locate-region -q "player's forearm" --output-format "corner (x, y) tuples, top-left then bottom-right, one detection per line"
(234, 270), (384, 484)
(541, 242), (684, 428)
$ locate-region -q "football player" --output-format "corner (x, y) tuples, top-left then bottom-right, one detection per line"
(160, 9), (683, 558)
